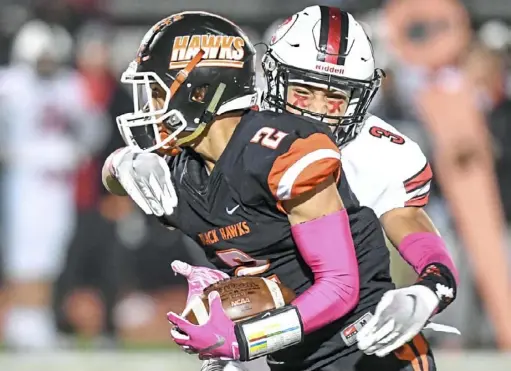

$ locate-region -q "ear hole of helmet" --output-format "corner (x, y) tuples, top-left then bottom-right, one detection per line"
(190, 84), (210, 103)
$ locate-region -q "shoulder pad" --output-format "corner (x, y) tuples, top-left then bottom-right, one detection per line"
(350, 114), (433, 212)
(241, 112), (340, 201)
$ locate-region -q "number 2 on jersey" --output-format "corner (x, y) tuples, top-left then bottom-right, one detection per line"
(250, 127), (288, 149)
(216, 248), (270, 276)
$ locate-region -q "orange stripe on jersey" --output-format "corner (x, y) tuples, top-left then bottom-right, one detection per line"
(394, 343), (424, 371)
(412, 334), (430, 371)
(292, 157), (341, 197)
(405, 193), (430, 207)
(268, 133), (340, 201)
(404, 163), (433, 193)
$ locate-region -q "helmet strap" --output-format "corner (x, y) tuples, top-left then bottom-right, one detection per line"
(169, 49), (205, 97)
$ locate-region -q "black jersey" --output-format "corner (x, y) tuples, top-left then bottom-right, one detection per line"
(159, 110), (394, 369)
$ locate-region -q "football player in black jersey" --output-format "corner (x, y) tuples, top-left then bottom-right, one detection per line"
(102, 11), (445, 371)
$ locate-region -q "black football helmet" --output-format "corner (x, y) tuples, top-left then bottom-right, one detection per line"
(117, 11), (258, 153)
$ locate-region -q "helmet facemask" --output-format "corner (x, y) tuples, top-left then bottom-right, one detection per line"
(262, 51), (384, 146)
(117, 50), (211, 154)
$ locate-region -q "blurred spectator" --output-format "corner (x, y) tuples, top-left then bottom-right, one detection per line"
(0, 19), (106, 349)
(53, 21), (203, 346)
(32, 0), (101, 35)
(52, 21), (134, 346)
(463, 43), (511, 223)
(460, 42), (511, 346)
(490, 99), (511, 223)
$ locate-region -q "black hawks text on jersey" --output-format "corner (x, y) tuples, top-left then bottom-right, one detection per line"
(159, 109), (394, 368)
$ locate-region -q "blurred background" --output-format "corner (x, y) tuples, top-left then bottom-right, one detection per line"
(0, 0), (510, 369)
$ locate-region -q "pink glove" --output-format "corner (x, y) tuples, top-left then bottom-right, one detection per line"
(168, 291), (239, 360)
(171, 260), (229, 302)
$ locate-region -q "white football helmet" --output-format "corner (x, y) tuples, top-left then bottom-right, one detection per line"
(262, 6), (383, 146)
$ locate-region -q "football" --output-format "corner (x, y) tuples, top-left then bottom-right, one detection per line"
(183, 276), (296, 325)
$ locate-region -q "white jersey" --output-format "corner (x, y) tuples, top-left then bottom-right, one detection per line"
(0, 64), (105, 173)
(342, 114), (432, 218)
(0, 64), (106, 281)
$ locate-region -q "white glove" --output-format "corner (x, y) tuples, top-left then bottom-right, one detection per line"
(109, 147), (177, 216)
(356, 285), (439, 357)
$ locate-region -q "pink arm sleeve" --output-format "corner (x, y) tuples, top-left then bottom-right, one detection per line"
(291, 209), (359, 334)
(398, 232), (459, 284)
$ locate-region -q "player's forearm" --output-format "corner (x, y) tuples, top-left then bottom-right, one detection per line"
(399, 232), (459, 312)
(382, 208), (458, 312)
(233, 210), (358, 361)
(291, 209), (360, 333)
(398, 232), (458, 281)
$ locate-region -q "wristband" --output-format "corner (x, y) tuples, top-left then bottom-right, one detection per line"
(234, 305), (303, 361)
(414, 263), (457, 313)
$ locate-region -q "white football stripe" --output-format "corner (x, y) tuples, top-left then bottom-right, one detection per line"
(276, 149), (341, 200)
(181, 295), (209, 325)
(263, 278), (285, 308)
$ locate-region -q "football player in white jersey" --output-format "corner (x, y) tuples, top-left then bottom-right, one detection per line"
(261, 5), (459, 358)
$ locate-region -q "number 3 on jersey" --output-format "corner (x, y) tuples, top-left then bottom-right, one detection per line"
(369, 126), (405, 145)
(250, 127), (288, 149)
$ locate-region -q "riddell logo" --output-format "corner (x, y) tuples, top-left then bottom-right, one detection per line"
(315, 64), (344, 75)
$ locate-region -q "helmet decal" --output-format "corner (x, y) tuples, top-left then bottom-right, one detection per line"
(315, 7), (350, 66)
(169, 35), (246, 69)
(270, 15), (298, 46)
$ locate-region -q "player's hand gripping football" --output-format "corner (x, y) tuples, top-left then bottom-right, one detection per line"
(356, 285), (439, 357)
(171, 260), (229, 302)
(171, 261), (230, 358)
(168, 291), (239, 360)
(107, 147), (177, 216)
